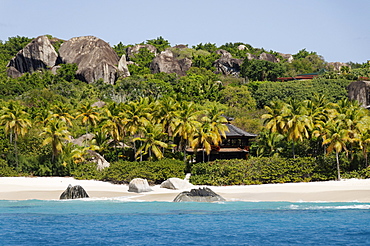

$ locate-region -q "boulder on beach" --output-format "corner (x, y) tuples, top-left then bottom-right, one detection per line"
(60, 184), (89, 199)
(160, 177), (194, 190)
(173, 187), (225, 202)
(128, 178), (153, 193)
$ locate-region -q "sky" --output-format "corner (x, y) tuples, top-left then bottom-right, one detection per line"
(0, 0), (369, 63)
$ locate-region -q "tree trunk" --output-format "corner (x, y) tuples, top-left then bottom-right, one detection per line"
(14, 138), (19, 170)
(292, 141), (296, 159)
(336, 151), (341, 181)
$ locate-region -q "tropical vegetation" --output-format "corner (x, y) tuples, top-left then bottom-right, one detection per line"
(1, 35), (370, 184)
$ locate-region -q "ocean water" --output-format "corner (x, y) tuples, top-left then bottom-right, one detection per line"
(1, 199), (370, 245)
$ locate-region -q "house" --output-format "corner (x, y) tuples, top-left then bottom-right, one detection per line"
(186, 123), (257, 163)
(277, 73), (318, 82)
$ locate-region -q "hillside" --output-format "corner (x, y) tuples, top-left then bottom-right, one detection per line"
(0, 35), (370, 182)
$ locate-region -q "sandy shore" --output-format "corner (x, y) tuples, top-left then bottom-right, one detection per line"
(1, 177), (370, 202)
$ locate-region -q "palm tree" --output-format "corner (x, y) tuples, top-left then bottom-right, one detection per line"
(321, 119), (352, 180)
(101, 102), (124, 143)
(40, 119), (71, 163)
(122, 99), (152, 160)
(256, 131), (285, 157)
(49, 103), (74, 127)
(191, 121), (220, 162)
(0, 102), (31, 168)
(283, 99), (313, 158)
(134, 123), (168, 160)
(354, 114), (370, 167)
(76, 102), (100, 146)
(261, 101), (287, 135)
(154, 97), (178, 138)
(173, 101), (201, 160)
(201, 105), (228, 145)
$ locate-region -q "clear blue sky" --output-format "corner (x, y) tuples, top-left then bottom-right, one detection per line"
(0, 0), (368, 63)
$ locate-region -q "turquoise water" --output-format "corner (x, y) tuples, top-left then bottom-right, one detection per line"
(1, 200), (370, 245)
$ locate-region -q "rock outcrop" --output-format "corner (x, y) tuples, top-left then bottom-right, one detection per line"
(118, 55), (130, 77)
(150, 49), (192, 76)
(60, 184), (89, 199)
(258, 52), (280, 63)
(59, 36), (124, 84)
(326, 62), (350, 71)
(173, 187), (226, 202)
(126, 44), (157, 61)
(128, 178), (153, 193)
(86, 150), (110, 171)
(160, 178), (194, 190)
(213, 53), (243, 76)
(70, 133), (95, 146)
(279, 53), (294, 63)
(347, 80), (370, 107)
(7, 35), (59, 78)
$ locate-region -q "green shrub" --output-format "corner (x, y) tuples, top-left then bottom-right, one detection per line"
(72, 162), (106, 180)
(103, 159), (186, 184)
(190, 156), (335, 185)
(0, 159), (18, 177)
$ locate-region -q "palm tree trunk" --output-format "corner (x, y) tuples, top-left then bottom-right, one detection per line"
(292, 141), (296, 159)
(14, 138), (19, 170)
(336, 152), (341, 181)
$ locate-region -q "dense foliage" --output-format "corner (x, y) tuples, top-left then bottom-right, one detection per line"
(1, 35), (370, 185)
(190, 157), (336, 185)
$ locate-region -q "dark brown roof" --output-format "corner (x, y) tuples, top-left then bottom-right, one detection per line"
(225, 124), (257, 138)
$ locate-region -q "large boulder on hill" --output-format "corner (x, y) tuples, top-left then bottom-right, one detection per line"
(347, 80), (370, 107)
(173, 187), (225, 202)
(60, 184), (89, 199)
(215, 49), (233, 58)
(213, 55), (243, 76)
(128, 178), (153, 193)
(279, 53), (294, 63)
(327, 62), (350, 71)
(259, 52), (280, 63)
(150, 49), (192, 76)
(126, 44), (157, 61)
(59, 36), (125, 84)
(7, 35), (59, 78)
(118, 55), (130, 77)
(160, 178), (194, 190)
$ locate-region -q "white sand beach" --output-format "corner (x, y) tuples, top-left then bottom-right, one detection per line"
(1, 177), (370, 202)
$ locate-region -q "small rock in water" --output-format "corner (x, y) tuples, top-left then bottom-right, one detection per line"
(60, 184), (89, 199)
(173, 187), (225, 202)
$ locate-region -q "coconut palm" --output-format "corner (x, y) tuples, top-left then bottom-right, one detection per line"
(122, 98), (153, 160)
(261, 101), (287, 135)
(283, 99), (313, 158)
(75, 102), (100, 135)
(154, 97), (178, 138)
(321, 119), (352, 180)
(201, 105), (228, 145)
(49, 103), (74, 127)
(122, 99), (151, 136)
(101, 102), (125, 143)
(40, 119), (71, 163)
(173, 101), (201, 159)
(0, 102), (31, 168)
(191, 121), (219, 162)
(134, 123), (168, 160)
(256, 131), (285, 157)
